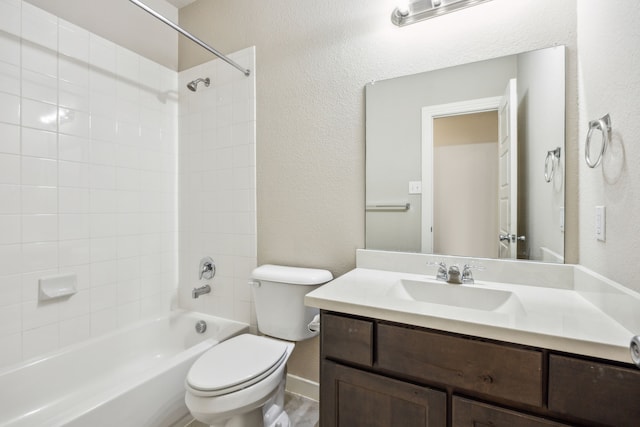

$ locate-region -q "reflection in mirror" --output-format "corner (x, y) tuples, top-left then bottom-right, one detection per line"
(365, 46), (565, 263)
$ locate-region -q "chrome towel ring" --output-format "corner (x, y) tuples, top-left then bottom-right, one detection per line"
(544, 147), (561, 183)
(585, 114), (611, 168)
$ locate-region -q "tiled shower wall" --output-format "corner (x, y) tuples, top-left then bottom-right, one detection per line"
(0, 1), (178, 368)
(178, 48), (257, 331)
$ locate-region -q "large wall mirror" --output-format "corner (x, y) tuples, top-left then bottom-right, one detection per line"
(366, 46), (565, 263)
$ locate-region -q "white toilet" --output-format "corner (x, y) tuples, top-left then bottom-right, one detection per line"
(185, 264), (333, 427)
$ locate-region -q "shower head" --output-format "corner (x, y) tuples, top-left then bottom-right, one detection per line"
(187, 77), (210, 92)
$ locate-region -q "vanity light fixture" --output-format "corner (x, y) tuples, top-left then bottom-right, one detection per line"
(391, 0), (492, 27)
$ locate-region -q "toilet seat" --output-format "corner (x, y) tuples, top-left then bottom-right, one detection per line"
(186, 334), (289, 397)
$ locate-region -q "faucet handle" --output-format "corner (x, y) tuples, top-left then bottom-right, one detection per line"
(427, 261), (448, 281)
(462, 264), (485, 284)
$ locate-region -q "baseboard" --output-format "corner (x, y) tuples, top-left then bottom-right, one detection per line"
(286, 373), (319, 401)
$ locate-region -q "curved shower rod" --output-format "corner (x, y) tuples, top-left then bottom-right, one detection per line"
(129, 0), (251, 77)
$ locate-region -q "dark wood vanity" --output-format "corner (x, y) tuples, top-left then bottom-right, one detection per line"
(320, 311), (640, 427)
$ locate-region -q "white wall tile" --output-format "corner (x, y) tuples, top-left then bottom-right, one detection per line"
(58, 160), (89, 188)
(21, 156), (57, 186)
(0, 215), (20, 244)
(90, 260), (117, 288)
(22, 69), (57, 104)
(22, 323), (58, 360)
(59, 290), (90, 320)
(0, 274), (22, 306)
(0, 61), (20, 96)
(58, 134), (89, 163)
(22, 186), (57, 214)
(0, 92), (20, 125)
(90, 214), (117, 238)
(59, 108), (89, 138)
(0, 244), (21, 275)
(21, 242), (58, 272)
(0, 0), (21, 36)
(0, 123), (20, 154)
(21, 299), (58, 330)
(58, 314), (90, 347)
(59, 80), (89, 111)
(0, 32), (20, 66)
(0, 332), (21, 366)
(90, 284), (116, 312)
(0, 303), (20, 336)
(22, 214), (57, 242)
(21, 128), (57, 159)
(90, 115), (117, 142)
(58, 239), (91, 267)
(89, 34), (116, 74)
(58, 187), (90, 213)
(0, 185), (20, 214)
(91, 237), (117, 263)
(59, 214), (90, 240)
(58, 19), (89, 62)
(90, 307), (116, 336)
(21, 43), (56, 78)
(21, 1), (57, 50)
(59, 57), (89, 88)
(21, 98), (57, 131)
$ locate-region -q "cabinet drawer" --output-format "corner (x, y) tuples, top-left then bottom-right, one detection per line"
(377, 323), (543, 407)
(453, 396), (568, 427)
(321, 313), (373, 367)
(548, 354), (640, 427)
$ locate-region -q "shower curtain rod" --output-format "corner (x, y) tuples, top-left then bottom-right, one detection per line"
(129, 0), (251, 77)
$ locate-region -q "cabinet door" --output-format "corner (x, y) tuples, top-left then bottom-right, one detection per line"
(321, 360), (446, 427)
(453, 397), (568, 427)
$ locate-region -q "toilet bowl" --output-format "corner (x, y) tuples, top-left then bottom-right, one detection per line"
(184, 265), (333, 427)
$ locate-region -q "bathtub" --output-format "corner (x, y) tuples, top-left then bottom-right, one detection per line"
(0, 310), (249, 427)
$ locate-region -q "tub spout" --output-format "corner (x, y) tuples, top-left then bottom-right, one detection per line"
(192, 284), (211, 299)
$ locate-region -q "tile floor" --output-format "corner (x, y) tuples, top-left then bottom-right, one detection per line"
(185, 392), (319, 427)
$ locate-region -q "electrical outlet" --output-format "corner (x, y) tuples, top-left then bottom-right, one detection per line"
(595, 206), (606, 241)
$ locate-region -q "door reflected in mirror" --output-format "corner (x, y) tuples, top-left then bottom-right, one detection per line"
(365, 46), (565, 263)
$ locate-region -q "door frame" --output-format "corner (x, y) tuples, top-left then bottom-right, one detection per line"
(421, 97), (502, 253)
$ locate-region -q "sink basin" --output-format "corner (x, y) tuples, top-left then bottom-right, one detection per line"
(386, 279), (522, 312)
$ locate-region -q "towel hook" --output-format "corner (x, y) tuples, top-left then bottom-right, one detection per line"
(585, 114), (611, 168)
(544, 147), (561, 183)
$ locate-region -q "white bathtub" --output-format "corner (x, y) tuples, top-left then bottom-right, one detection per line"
(0, 310), (249, 427)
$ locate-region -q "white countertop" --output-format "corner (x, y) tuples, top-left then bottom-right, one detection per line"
(305, 267), (637, 364)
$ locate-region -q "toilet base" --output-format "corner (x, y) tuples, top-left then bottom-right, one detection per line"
(206, 405), (290, 427)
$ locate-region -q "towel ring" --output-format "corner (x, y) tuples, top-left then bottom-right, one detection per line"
(544, 147), (561, 183)
(585, 114), (611, 168)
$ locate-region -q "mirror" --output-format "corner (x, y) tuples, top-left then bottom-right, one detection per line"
(366, 46), (565, 263)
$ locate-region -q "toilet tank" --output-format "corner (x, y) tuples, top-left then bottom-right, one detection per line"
(251, 265), (333, 341)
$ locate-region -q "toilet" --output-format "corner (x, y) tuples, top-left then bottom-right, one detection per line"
(185, 264), (333, 427)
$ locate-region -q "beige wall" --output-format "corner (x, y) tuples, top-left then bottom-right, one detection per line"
(179, 0), (578, 382)
(577, 1), (640, 291)
(25, 0), (179, 69)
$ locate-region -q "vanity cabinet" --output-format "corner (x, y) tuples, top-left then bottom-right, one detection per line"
(320, 311), (640, 427)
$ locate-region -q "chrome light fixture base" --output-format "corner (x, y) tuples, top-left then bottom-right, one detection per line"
(391, 0), (492, 27)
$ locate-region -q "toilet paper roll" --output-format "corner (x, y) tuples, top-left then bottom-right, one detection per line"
(308, 314), (320, 333)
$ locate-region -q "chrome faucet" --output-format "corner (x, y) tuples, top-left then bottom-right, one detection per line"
(192, 284), (211, 299)
(447, 265), (462, 284)
(429, 262), (482, 285)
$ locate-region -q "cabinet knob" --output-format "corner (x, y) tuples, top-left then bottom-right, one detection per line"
(480, 374), (494, 384)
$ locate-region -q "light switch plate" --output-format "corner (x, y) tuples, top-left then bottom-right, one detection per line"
(409, 181), (422, 194)
(559, 207), (565, 232)
(595, 206), (606, 241)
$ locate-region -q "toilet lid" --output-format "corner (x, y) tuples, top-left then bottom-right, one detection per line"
(186, 334), (288, 395)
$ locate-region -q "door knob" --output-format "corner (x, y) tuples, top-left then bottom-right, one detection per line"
(499, 234), (526, 243)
